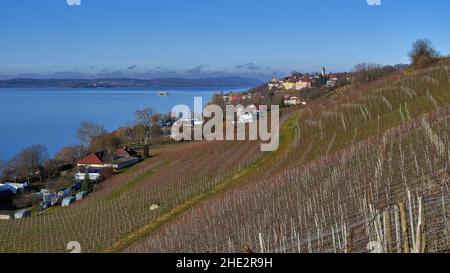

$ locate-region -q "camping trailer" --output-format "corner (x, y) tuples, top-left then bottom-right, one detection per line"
(75, 191), (88, 201)
(0, 211), (13, 220)
(62, 196), (76, 207)
(58, 188), (72, 199)
(14, 209), (31, 219)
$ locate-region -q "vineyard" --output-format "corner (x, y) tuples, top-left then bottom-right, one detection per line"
(0, 59), (449, 253)
(125, 59), (450, 253)
(0, 140), (262, 252)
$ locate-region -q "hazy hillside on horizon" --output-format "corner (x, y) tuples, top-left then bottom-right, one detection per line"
(0, 76), (263, 88)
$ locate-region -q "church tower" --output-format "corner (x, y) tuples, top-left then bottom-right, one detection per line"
(321, 67), (326, 77)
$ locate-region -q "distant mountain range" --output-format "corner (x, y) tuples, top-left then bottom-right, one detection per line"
(0, 76), (262, 88)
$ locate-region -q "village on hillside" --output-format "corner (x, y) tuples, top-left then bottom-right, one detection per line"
(213, 67), (350, 115)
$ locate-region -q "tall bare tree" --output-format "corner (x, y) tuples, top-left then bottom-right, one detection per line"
(409, 39), (440, 69)
(55, 145), (88, 164)
(352, 63), (395, 83)
(90, 133), (122, 153)
(7, 145), (48, 181)
(115, 126), (134, 144)
(77, 121), (107, 146)
(135, 107), (155, 144)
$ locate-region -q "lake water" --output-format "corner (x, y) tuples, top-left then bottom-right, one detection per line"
(0, 87), (246, 160)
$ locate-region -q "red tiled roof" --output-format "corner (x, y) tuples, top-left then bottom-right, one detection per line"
(302, 76), (312, 82)
(77, 152), (105, 165)
(115, 148), (131, 158)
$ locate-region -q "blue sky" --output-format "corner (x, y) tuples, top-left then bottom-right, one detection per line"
(0, 0), (449, 79)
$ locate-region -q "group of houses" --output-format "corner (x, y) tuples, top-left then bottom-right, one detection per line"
(269, 75), (313, 91)
(22, 147), (140, 214)
(268, 67), (340, 91)
(326, 73), (339, 87)
(0, 146), (142, 221)
(222, 92), (254, 104)
(171, 103), (262, 126)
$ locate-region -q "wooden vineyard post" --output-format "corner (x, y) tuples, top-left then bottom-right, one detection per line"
(347, 228), (354, 254)
(383, 209), (393, 253)
(407, 190), (416, 248)
(413, 197), (426, 253)
(399, 202), (410, 253)
(421, 197), (427, 253)
(394, 205), (401, 253)
(258, 233), (265, 254)
(331, 226), (337, 253)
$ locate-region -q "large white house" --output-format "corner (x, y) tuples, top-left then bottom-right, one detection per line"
(281, 75), (312, 91)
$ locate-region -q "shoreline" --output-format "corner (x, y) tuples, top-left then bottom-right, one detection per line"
(0, 87), (250, 161)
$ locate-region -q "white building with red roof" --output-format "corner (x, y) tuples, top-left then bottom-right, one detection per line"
(76, 150), (140, 170)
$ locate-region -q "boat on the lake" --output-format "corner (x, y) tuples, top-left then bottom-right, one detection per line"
(157, 91), (170, 96)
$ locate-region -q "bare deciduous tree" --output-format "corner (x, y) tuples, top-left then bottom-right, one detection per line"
(352, 63), (395, 83)
(135, 107), (155, 144)
(55, 145), (88, 164)
(7, 145), (48, 181)
(409, 39), (440, 69)
(90, 133), (122, 153)
(77, 121), (107, 146)
(114, 126), (134, 144)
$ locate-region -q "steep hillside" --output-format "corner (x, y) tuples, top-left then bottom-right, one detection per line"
(1, 59), (449, 253)
(0, 77), (262, 88)
(126, 59), (450, 253)
(0, 141), (262, 252)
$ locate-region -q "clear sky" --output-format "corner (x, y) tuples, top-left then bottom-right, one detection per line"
(0, 0), (449, 79)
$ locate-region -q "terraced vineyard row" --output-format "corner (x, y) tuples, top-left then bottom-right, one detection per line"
(125, 60), (450, 253)
(0, 140), (261, 252)
(1, 59), (448, 253)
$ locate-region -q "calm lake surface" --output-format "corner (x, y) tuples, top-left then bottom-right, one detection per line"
(0, 87), (246, 160)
